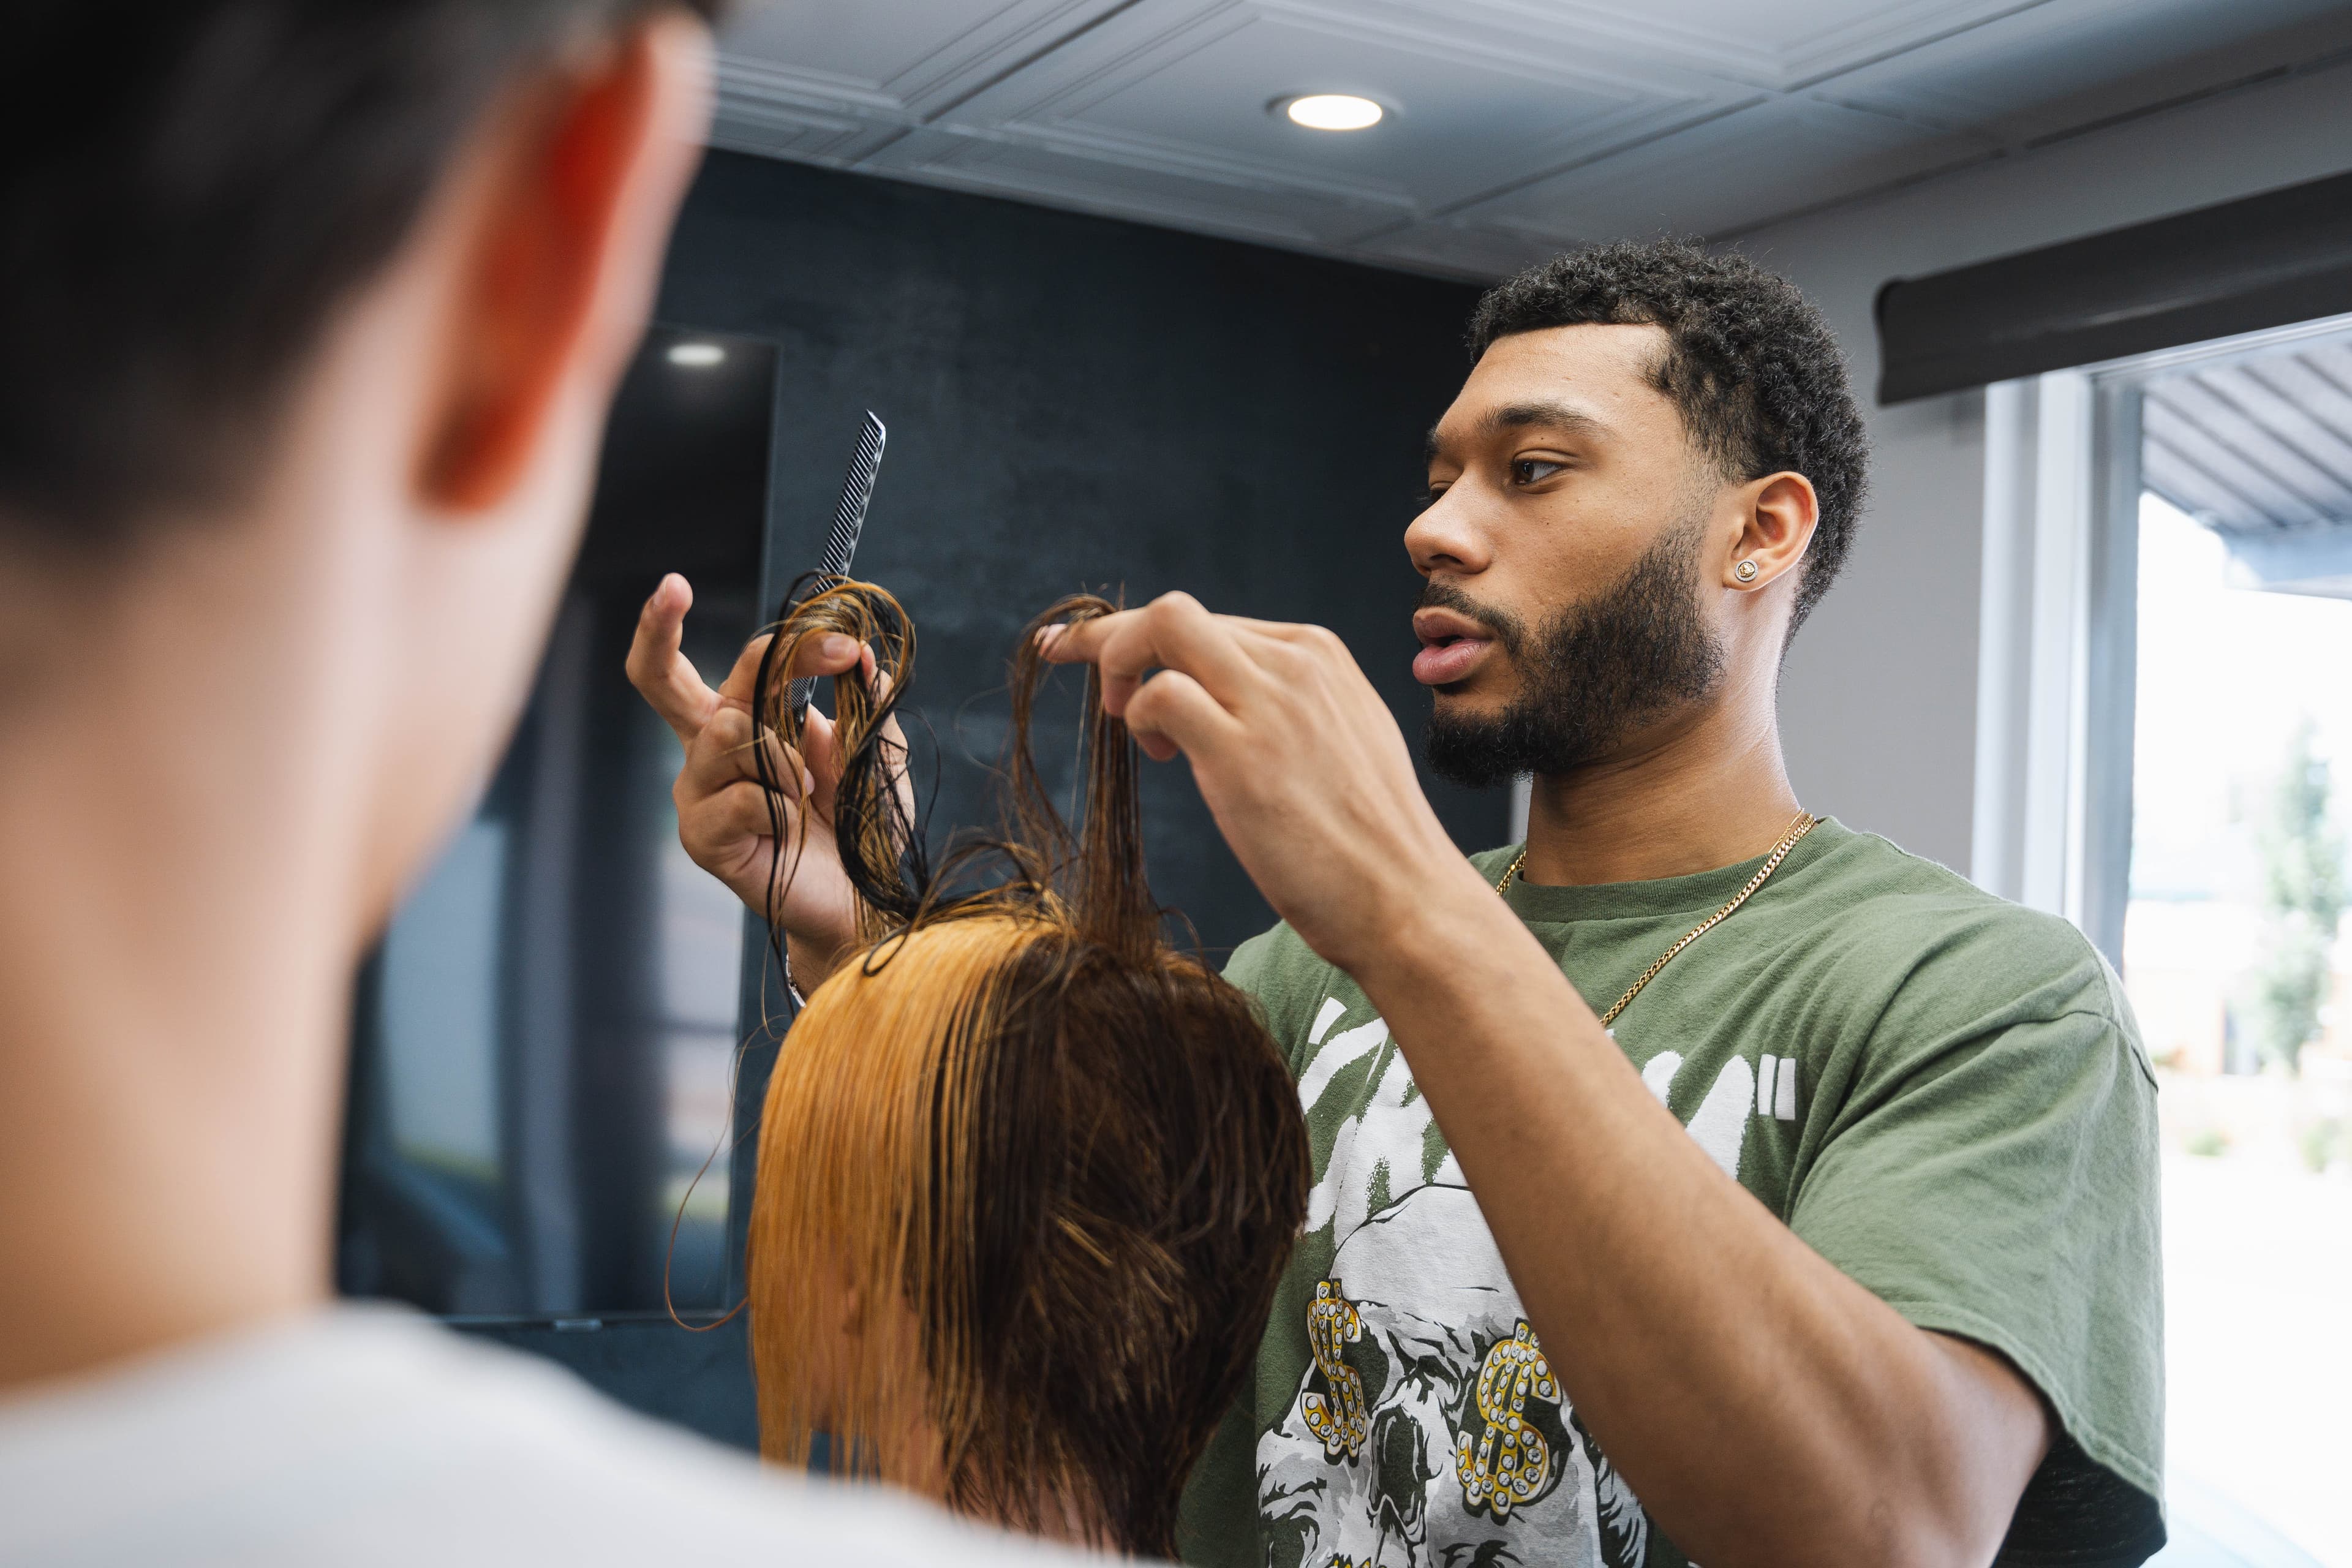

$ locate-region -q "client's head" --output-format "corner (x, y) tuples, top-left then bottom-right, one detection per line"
(742, 582), (1310, 1557)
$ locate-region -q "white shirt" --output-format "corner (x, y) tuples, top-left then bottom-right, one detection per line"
(0, 1305), (1076, 1566)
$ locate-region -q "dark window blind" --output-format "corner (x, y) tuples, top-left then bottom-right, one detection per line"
(1875, 167), (2352, 404)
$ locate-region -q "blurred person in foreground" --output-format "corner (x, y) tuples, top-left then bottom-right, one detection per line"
(0, 4), (1072, 1562)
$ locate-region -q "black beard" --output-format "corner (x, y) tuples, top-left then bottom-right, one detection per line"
(1422, 516), (1726, 790)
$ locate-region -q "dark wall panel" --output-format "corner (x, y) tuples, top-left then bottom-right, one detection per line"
(657, 152), (1496, 957)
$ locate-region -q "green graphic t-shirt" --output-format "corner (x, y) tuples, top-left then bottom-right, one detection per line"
(1178, 820), (2165, 1568)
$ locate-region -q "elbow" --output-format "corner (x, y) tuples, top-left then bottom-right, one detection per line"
(1726, 1493), (2002, 1568)
(1812, 1446), (2026, 1568)
(1830, 1335), (2048, 1568)
(1858, 1493), (2011, 1568)
(1717, 1433), (2027, 1568)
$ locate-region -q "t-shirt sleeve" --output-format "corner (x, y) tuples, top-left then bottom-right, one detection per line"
(1787, 929), (2166, 1566)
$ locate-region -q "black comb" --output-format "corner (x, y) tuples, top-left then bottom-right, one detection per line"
(789, 411), (886, 717)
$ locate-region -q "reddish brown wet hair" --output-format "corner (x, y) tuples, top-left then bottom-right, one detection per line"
(742, 582), (1310, 1556)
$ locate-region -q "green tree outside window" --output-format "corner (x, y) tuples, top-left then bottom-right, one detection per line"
(2243, 717), (2345, 1074)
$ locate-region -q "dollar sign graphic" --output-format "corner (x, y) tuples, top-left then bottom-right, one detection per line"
(1455, 1321), (1558, 1520)
(1300, 1278), (1370, 1461)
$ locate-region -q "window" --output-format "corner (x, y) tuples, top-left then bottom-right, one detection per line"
(1982, 317), (2352, 1567)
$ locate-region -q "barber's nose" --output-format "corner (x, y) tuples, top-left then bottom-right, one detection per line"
(1405, 491), (1491, 578)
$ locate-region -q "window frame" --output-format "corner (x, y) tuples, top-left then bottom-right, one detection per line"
(1975, 309), (2352, 965)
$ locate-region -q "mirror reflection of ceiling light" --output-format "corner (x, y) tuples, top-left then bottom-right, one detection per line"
(667, 342), (725, 368)
(1283, 94), (1384, 131)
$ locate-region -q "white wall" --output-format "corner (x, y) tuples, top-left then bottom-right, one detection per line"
(1739, 57), (2352, 873)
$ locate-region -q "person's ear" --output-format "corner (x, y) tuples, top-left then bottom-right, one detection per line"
(1722, 471), (1818, 594)
(418, 13), (712, 513)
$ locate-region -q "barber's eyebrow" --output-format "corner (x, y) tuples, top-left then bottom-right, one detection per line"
(1487, 401), (1610, 440)
(1424, 400), (1611, 464)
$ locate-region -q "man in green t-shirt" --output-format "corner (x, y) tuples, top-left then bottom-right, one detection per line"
(631, 240), (2162, 1567)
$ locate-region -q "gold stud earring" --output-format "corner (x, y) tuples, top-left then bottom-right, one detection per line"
(1735, 559), (1760, 583)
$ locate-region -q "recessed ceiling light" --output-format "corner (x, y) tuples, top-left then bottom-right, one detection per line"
(667, 342), (725, 368)
(1283, 94), (1384, 132)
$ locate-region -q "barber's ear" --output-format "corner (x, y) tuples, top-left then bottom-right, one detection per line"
(1722, 471), (1818, 592)
(419, 15), (711, 513)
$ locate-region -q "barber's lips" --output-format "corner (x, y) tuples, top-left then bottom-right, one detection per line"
(1412, 608), (1496, 686)
(1412, 635), (1492, 685)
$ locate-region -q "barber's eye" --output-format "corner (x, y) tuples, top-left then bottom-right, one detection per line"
(1511, 458), (1564, 485)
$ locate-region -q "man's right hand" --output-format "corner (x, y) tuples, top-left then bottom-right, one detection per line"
(625, 572), (890, 992)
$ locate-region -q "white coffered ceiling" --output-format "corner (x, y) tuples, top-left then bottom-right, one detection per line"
(709, 0), (2352, 279)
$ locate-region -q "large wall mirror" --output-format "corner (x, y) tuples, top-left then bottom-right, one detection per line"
(338, 324), (776, 1322)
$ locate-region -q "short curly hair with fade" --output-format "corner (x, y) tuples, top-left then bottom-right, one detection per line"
(1466, 239), (1869, 636)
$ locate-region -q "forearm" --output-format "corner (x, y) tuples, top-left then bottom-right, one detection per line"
(1344, 867), (2037, 1568)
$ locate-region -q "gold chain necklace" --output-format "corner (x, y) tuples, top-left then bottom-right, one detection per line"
(1493, 811), (1818, 1030)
